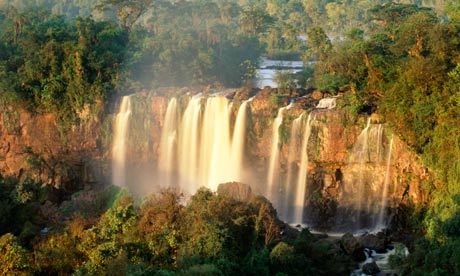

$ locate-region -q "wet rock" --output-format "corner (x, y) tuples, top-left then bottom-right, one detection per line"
(340, 233), (366, 262)
(370, 113), (383, 124)
(217, 182), (253, 202)
(312, 90), (323, 100)
(362, 261), (380, 275)
(360, 232), (387, 253)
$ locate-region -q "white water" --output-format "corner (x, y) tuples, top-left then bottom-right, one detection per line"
(267, 106), (287, 200)
(294, 113), (313, 224)
(259, 57), (304, 68)
(316, 97), (337, 109)
(349, 118), (371, 221)
(255, 69), (303, 88)
(203, 97), (233, 190)
(230, 99), (250, 183)
(158, 98), (179, 188)
(157, 95), (249, 195)
(178, 95), (202, 194)
(118, 92), (397, 233)
(342, 118), (395, 230)
(255, 57), (303, 88)
(282, 113), (303, 221)
(112, 96), (132, 187)
(351, 244), (408, 276)
(376, 135), (394, 229)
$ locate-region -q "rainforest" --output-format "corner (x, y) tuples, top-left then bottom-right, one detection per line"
(1, 0), (460, 275)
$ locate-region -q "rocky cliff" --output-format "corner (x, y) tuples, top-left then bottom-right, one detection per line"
(0, 105), (105, 195)
(0, 87), (430, 231)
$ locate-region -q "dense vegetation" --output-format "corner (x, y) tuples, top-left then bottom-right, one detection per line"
(0, 185), (356, 275)
(1, 0), (460, 274)
(304, 2), (460, 275)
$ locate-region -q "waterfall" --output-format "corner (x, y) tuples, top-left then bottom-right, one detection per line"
(344, 118), (393, 230)
(281, 113), (303, 221)
(350, 118), (371, 223)
(177, 95), (202, 194)
(116, 91), (402, 233)
(158, 98), (179, 188)
(112, 95), (132, 187)
(293, 113), (313, 224)
(230, 99), (250, 182)
(267, 106), (287, 201)
(316, 97), (337, 109)
(157, 95), (248, 195)
(374, 124), (384, 163)
(376, 135), (394, 229)
(203, 97), (233, 190)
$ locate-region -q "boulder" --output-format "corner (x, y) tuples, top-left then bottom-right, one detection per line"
(340, 233), (366, 262)
(360, 232), (387, 253)
(217, 182), (253, 202)
(362, 261), (380, 275)
(312, 90), (324, 100)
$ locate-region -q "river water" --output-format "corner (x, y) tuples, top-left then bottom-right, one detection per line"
(254, 57), (304, 88)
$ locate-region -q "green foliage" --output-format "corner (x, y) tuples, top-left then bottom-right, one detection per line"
(181, 264), (223, 276)
(0, 233), (31, 275)
(95, 0), (153, 30)
(307, 3), (460, 274)
(269, 93), (282, 106)
(6, 186), (356, 275)
(0, 175), (43, 242)
(305, 26), (332, 62)
(314, 73), (348, 93)
(274, 70), (297, 92)
(270, 241), (295, 265)
(0, 10), (127, 130)
(242, 248), (270, 276)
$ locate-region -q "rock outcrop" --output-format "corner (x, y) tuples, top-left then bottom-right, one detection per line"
(0, 106), (105, 192)
(362, 261), (380, 275)
(217, 182), (253, 202)
(340, 233), (366, 262)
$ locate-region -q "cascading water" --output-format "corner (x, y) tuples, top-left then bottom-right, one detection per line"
(349, 118), (371, 225)
(267, 106), (288, 202)
(316, 97), (337, 109)
(112, 95), (132, 187)
(374, 124), (384, 163)
(202, 97), (233, 190)
(281, 113), (303, 221)
(230, 99), (251, 182)
(158, 98), (179, 188)
(376, 135), (394, 229)
(341, 118), (394, 230)
(294, 113), (313, 225)
(157, 95), (249, 195)
(116, 91), (399, 233)
(178, 95), (202, 194)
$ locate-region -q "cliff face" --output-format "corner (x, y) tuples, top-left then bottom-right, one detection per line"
(247, 89), (429, 230)
(0, 88), (430, 230)
(0, 106), (104, 193)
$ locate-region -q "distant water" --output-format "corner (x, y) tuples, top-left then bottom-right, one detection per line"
(255, 57), (304, 88)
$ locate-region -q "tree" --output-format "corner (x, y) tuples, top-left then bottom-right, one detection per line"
(95, 0), (154, 30)
(305, 26), (331, 61)
(0, 234), (31, 275)
(274, 70), (297, 94)
(240, 5), (273, 35)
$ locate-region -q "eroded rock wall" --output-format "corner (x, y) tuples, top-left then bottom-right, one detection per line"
(0, 105), (105, 192)
(0, 88), (429, 218)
